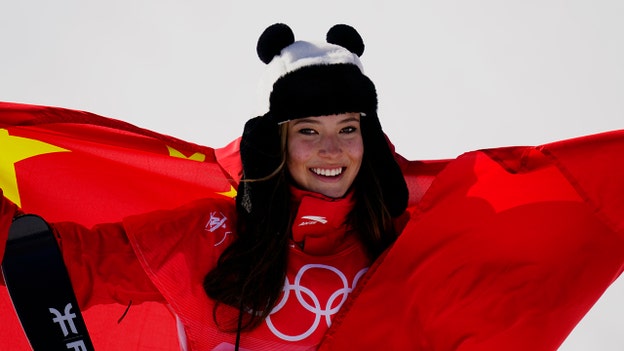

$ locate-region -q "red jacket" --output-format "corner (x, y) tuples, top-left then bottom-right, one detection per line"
(48, 192), (369, 351)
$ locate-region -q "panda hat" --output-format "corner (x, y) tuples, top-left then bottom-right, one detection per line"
(238, 23), (408, 218)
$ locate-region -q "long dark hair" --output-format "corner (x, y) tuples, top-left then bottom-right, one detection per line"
(203, 125), (398, 331)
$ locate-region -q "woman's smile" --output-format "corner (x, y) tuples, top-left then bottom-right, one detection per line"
(310, 167), (344, 177)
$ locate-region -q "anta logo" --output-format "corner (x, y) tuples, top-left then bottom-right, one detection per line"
(298, 215), (328, 226)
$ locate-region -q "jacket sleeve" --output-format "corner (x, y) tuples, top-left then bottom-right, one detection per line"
(52, 196), (236, 310)
(51, 220), (165, 309)
(2, 189), (162, 304)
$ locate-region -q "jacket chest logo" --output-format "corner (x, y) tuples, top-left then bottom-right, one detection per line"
(298, 215), (328, 226)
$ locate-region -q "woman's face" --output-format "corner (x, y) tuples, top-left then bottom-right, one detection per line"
(286, 113), (364, 198)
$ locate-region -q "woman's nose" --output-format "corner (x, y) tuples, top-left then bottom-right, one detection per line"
(319, 135), (341, 156)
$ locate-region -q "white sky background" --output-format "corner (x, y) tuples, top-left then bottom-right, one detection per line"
(1, 1), (623, 349)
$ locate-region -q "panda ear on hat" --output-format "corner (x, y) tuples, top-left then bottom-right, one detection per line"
(326, 24), (365, 57)
(256, 23), (295, 64)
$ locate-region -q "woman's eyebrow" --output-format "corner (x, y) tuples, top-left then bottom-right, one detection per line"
(291, 118), (320, 125)
(339, 116), (361, 124)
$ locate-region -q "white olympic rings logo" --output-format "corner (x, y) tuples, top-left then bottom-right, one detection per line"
(265, 264), (368, 342)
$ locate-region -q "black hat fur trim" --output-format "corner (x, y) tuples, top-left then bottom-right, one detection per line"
(269, 64), (377, 122)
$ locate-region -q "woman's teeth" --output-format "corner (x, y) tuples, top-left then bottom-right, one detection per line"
(311, 167), (343, 177)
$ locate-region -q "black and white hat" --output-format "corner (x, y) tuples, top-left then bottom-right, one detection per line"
(238, 23), (408, 217)
(255, 23), (377, 122)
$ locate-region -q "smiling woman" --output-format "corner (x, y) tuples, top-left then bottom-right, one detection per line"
(203, 23), (408, 340)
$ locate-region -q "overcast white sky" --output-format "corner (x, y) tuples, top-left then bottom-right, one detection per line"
(1, 1), (623, 349)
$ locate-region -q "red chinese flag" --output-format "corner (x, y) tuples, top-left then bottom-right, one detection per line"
(2, 101), (624, 350)
(320, 130), (624, 351)
(0, 101), (238, 350)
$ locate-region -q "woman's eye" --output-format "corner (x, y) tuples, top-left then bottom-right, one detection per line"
(298, 128), (317, 135)
(340, 126), (357, 134)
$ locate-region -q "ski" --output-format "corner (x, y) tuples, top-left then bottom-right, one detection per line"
(1, 214), (94, 350)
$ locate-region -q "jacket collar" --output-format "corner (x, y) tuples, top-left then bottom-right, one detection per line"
(290, 187), (356, 255)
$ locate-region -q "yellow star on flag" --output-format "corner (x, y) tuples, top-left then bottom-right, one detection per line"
(167, 146), (206, 162)
(217, 185), (237, 199)
(167, 145), (237, 198)
(0, 129), (69, 207)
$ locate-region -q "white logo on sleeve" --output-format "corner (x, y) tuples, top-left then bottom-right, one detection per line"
(206, 211), (228, 232)
(205, 211), (232, 246)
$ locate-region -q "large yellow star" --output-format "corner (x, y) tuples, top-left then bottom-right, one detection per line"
(0, 129), (69, 207)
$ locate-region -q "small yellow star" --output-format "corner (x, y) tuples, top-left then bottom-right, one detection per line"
(217, 185), (237, 199)
(0, 129), (69, 207)
(166, 145), (235, 198)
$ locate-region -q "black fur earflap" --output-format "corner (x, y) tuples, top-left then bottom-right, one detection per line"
(237, 114), (282, 215)
(257, 23), (295, 64)
(327, 24), (365, 57)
